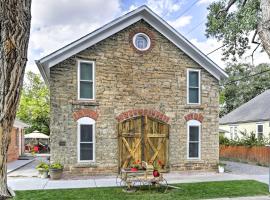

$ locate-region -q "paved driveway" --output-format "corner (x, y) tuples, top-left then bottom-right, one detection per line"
(223, 161), (269, 184)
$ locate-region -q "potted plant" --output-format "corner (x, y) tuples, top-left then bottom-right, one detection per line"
(218, 163), (226, 173)
(152, 161), (160, 177)
(130, 160), (141, 172)
(36, 162), (49, 178)
(49, 162), (63, 180)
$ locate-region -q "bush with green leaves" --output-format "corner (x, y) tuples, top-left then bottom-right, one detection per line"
(219, 131), (270, 147)
(36, 162), (49, 171)
(50, 162), (63, 170)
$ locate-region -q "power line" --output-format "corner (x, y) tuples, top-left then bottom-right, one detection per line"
(224, 68), (270, 85)
(177, 0), (200, 18)
(187, 19), (206, 35)
(207, 44), (226, 55)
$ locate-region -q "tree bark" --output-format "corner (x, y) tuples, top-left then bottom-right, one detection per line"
(0, 0), (31, 198)
(258, 0), (270, 58)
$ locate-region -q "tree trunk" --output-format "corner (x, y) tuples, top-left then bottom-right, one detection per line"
(258, 0), (270, 58)
(0, 0), (31, 198)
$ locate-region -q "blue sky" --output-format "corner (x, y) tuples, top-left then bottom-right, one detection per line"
(27, 0), (268, 73)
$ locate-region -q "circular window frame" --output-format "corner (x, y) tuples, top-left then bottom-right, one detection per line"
(132, 32), (151, 51)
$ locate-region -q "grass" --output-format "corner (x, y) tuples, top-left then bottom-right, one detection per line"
(13, 180), (269, 200)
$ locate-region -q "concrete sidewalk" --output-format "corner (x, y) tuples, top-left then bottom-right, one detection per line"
(7, 159), (34, 174)
(8, 172), (250, 191)
(208, 196), (270, 200)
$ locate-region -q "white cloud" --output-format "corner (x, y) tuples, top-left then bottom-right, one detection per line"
(27, 0), (121, 72)
(145, 0), (182, 16)
(168, 15), (192, 29)
(198, 0), (216, 5)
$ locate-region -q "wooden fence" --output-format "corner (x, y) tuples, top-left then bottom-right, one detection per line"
(220, 145), (270, 166)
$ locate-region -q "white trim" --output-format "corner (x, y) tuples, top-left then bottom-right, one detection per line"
(256, 123), (264, 139)
(187, 68), (201, 105)
(77, 117), (96, 163)
(36, 6), (227, 85)
(77, 60), (95, 100)
(229, 125), (238, 140)
(132, 32), (151, 51)
(187, 120), (201, 160)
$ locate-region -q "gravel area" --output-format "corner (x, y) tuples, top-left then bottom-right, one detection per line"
(223, 161), (269, 175)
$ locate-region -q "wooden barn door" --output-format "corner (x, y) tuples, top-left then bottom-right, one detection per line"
(118, 116), (169, 170)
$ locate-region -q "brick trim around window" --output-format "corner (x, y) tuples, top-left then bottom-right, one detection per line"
(73, 109), (99, 121)
(184, 113), (204, 123)
(129, 27), (155, 54)
(116, 109), (170, 124)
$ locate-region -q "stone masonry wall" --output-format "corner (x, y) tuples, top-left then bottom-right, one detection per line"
(50, 20), (219, 175)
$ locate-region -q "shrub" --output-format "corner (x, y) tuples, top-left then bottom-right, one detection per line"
(219, 131), (270, 147)
(50, 162), (63, 170)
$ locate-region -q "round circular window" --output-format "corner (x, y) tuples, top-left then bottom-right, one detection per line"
(132, 33), (151, 51)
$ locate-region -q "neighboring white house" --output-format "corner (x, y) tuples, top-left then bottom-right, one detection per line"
(219, 89), (270, 140)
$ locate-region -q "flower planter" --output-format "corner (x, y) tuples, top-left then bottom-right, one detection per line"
(49, 168), (63, 180)
(131, 167), (138, 172)
(218, 165), (225, 173)
(153, 169), (160, 177)
(38, 169), (49, 179)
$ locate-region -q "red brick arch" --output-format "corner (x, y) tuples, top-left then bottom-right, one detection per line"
(73, 109), (98, 121)
(184, 113), (204, 123)
(116, 109), (170, 124)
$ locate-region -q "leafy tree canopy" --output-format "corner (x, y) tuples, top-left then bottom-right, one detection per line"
(17, 71), (50, 135)
(220, 63), (270, 116)
(206, 0), (263, 61)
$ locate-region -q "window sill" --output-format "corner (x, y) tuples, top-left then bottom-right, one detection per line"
(74, 163), (97, 168)
(184, 104), (205, 110)
(69, 100), (99, 106)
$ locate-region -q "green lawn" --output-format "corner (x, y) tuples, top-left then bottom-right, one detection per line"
(14, 180), (269, 200)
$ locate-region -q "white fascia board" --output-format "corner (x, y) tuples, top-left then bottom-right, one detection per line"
(37, 6), (228, 85)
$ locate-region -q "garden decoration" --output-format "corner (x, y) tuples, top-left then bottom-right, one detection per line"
(49, 162), (64, 180)
(36, 162), (49, 179)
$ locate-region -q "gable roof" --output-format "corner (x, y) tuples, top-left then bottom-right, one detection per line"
(220, 89), (270, 125)
(14, 119), (29, 128)
(36, 5), (228, 85)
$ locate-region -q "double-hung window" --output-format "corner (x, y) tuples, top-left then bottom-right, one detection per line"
(77, 117), (95, 162)
(78, 60), (95, 100)
(187, 120), (201, 159)
(229, 125), (238, 140)
(187, 69), (200, 104)
(256, 124), (264, 140)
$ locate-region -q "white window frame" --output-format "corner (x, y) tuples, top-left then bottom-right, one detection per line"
(132, 32), (151, 51)
(77, 60), (95, 100)
(77, 117), (95, 163)
(187, 120), (201, 160)
(229, 125), (238, 140)
(187, 68), (201, 105)
(256, 123), (264, 139)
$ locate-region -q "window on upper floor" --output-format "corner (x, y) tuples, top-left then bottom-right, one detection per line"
(187, 69), (200, 104)
(78, 60), (95, 100)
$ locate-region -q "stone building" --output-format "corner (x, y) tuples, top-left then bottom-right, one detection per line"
(36, 6), (227, 174)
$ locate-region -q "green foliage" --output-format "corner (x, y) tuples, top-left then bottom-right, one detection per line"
(17, 71), (50, 135)
(219, 131), (269, 147)
(206, 0), (261, 61)
(50, 162), (63, 170)
(220, 63), (270, 116)
(36, 162), (49, 171)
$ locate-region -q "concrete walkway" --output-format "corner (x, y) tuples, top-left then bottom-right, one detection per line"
(8, 172), (249, 191)
(7, 159), (34, 174)
(209, 196), (270, 200)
